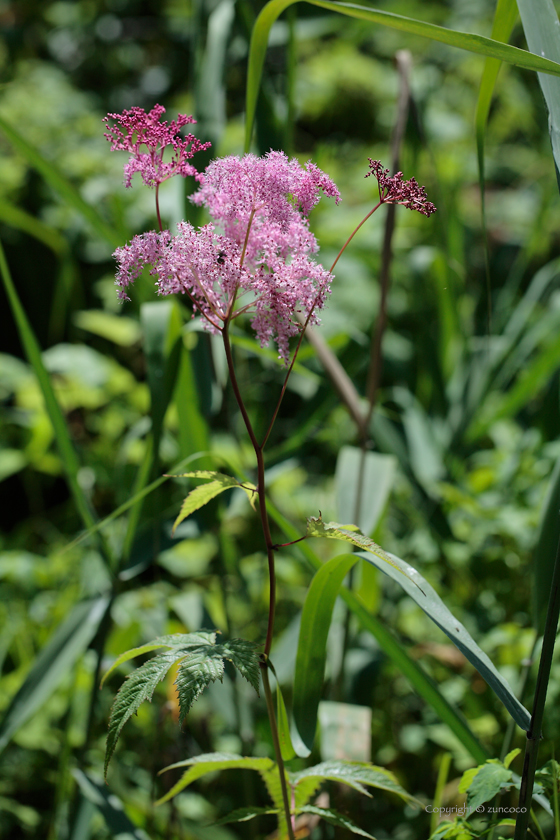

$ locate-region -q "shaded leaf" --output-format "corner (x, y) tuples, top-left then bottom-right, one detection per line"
(0, 597), (110, 753)
(298, 805), (375, 839)
(335, 446), (396, 536)
(72, 769), (151, 839)
(461, 763), (512, 811)
(215, 806), (278, 825)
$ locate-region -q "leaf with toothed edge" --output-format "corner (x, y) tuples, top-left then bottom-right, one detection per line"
(104, 634), (260, 778)
(298, 805), (376, 838)
(169, 471), (257, 533)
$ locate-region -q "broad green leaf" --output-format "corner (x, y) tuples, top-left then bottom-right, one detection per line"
(297, 805), (375, 838)
(517, 0), (560, 182)
(100, 631), (216, 687)
(306, 516), (415, 584)
(356, 548), (531, 731)
(290, 760), (413, 802)
(335, 446), (396, 536)
(293, 553), (357, 750)
(244, 0), (560, 151)
(105, 635), (260, 776)
(0, 597), (110, 753)
(215, 806), (278, 825)
(174, 340), (211, 467)
(266, 498), (488, 764)
(157, 753), (275, 804)
(72, 769), (151, 839)
(73, 310), (142, 347)
(171, 471), (257, 533)
(461, 762), (513, 811)
(533, 454), (560, 632)
(0, 114), (122, 247)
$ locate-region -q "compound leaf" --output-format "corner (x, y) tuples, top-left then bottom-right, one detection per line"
(106, 650), (185, 777)
(104, 633), (260, 776)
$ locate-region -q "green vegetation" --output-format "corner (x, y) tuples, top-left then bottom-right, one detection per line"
(3, 0), (560, 837)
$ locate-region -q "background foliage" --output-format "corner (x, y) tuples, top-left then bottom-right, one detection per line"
(2, 0), (560, 837)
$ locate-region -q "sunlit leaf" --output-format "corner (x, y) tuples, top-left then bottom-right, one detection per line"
(170, 471), (257, 533)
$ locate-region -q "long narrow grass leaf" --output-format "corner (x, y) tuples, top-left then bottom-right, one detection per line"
(266, 499), (488, 764)
(245, 0), (560, 150)
(0, 597), (110, 753)
(0, 240), (98, 537)
(0, 115), (122, 247)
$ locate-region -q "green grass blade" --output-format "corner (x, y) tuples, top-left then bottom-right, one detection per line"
(0, 240), (98, 537)
(356, 550), (531, 731)
(0, 597), (110, 753)
(72, 770), (151, 839)
(0, 200), (69, 254)
(293, 553), (358, 750)
(244, 0), (560, 150)
(533, 456), (560, 632)
(517, 0), (560, 181)
(266, 500), (489, 764)
(0, 115), (122, 247)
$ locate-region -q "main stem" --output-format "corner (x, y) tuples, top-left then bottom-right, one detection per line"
(221, 323), (295, 840)
(514, 527), (560, 840)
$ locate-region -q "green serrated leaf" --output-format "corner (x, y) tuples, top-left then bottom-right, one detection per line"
(290, 760), (413, 802)
(298, 805), (376, 839)
(215, 806), (279, 825)
(218, 639), (261, 695)
(105, 649), (186, 777)
(176, 647), (225, 722)
(306, 516), (419, 588)
(170, 472), (257, 533)
(156, 753), (275, 804)
(100, 632), (217, 688)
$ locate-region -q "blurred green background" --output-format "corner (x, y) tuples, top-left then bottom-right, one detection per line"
(2, 0), (560, 837)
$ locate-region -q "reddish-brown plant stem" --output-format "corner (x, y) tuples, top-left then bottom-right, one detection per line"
(221, 322), (294, 840)
(155, 183), (163, 233)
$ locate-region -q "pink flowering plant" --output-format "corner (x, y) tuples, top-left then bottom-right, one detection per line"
(100, 104), (453, 839)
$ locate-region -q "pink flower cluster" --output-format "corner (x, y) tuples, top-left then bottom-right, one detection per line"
(366, 159), (437, 217)
(113, 142), (340, 362)
(103, 104), (210, 188)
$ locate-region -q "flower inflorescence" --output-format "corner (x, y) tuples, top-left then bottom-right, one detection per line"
(108, 108), (340, 362)
(366, 159), (437, 217)
(103, 104), (211, 188)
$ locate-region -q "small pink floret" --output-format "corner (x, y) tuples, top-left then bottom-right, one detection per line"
(113, 151), (340, 362)
(103, 104), (210, 188)
(366, 159), (437, 217)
